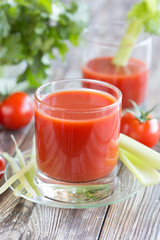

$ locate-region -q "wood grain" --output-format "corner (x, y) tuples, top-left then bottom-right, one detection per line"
(99, 185), (160, 240)
(0, 0), (160, 239)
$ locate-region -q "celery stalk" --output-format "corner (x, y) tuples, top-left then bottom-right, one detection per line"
(0, 136), (43, 198)
(14, 183), (24, 196)
(119, 134), (160, 170)
(24, 137), (43, 196)
(112, 0), (160, 66)
(112, 19), (142, 66)
(11, 135), (26, 168)
(3, 152), (37, 196)
(11, 136), (42, 196)
(119, 148), (160, 186)
(0, 160), (35, 194)
(14, 184), (33, 198)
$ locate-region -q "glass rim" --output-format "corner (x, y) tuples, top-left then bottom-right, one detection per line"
(83, 21), (152, 48)
(34, 79), (122, 113)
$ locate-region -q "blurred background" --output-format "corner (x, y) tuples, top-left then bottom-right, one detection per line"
(64, 0), (160, 110)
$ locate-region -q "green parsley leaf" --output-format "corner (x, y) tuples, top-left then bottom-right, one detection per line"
(0, 1), (88, 88)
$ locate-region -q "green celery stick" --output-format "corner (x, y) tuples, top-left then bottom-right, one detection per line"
(119, 148), (160, 186)
(112, 19), (142, 66)
(113, 0), (160, 66)
(119, 134), (160, 170)
(0, 160), (35, 194)
(14, 183), (25, 196)
(2, 152), (37, 196)
(11, 135), (26, 168)
(11, 135), (42, 196)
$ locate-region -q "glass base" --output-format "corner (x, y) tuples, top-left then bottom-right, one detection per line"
(36, 168), (117, 203)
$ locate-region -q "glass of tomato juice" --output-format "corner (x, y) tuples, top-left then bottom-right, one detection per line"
(81, 23), (152, 109)
(34, 79), (122, 203)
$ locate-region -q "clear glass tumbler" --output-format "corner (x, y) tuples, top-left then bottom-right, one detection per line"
(34, 79), (122, 203)
(81, 23), (152, 109)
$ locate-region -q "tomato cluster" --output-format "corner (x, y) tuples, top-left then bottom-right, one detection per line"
(0, 92), (33, 130)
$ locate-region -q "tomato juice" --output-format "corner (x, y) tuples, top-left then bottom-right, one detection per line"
(35, 89), (121, 183)
(82, 57), (149, 108)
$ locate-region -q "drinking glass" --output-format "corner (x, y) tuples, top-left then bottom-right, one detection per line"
(81, 23), (152, 108)
(34, 79), (122, 203)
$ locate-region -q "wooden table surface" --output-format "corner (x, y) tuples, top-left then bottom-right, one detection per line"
(1, 0), (160, 239)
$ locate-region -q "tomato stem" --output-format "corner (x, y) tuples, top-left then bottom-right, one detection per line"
(127, 100), (157, 123)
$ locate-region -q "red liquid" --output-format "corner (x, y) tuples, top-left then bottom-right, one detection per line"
(82, 57), (149, 108)
(35, 90), (121, 183)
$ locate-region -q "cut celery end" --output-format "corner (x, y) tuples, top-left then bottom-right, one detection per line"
(119, 134), (160, 171)
(14, 183), (24, 196)
(119, 148), (160, 186)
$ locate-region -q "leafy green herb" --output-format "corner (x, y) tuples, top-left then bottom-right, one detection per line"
(112, 0), (160, 66)
(0, 0), (88, 87)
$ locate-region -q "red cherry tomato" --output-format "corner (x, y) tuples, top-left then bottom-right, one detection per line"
(0, 92), (33, 130)
(0, 152), (6, 179)
(121, 112), (159, 148)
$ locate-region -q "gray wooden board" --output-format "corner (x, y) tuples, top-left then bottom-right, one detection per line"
(0, 0), (160, 239)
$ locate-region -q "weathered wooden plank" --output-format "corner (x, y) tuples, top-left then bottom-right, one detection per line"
(99, 183), (160, 240)
(26, 206), (107, 240)
(0, 121), (33, 153)
(1, 0), (160, 239)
